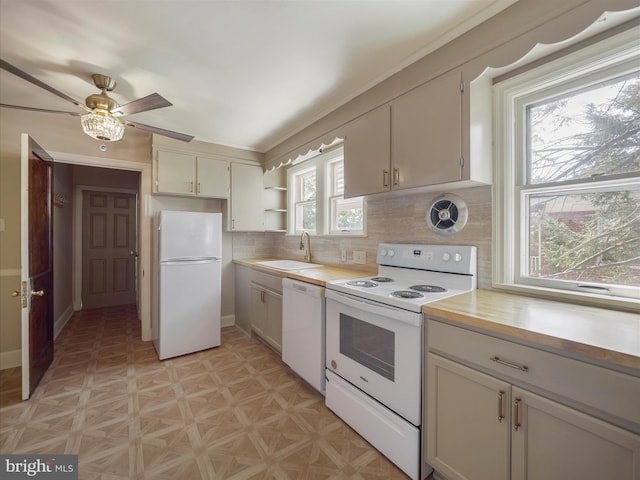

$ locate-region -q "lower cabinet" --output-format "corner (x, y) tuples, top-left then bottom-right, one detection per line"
(511, 386), (639, 480)
(427, 352), (640, 480)
(427, 353), (509, 479)
(249, 281), (283, 353)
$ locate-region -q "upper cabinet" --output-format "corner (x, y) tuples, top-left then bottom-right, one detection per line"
(226, 162), (264, 231)
(391, 70), (463, 190)
(343, 105), (391, 198)
(343, 70), (486, 198)
(154, 149), (229, 198)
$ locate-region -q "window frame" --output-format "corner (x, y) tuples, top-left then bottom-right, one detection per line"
(493, 26), (640, 309)
(287, 145), (366, 237)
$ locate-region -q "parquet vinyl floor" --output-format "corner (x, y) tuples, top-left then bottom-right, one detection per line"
(0, 305), (414, 479)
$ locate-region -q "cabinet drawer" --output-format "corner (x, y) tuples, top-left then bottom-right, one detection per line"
(251, 270), (283, 293)
(427, 319), (640, 432)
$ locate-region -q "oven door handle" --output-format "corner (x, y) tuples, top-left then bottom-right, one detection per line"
(327, 291), (422, 327)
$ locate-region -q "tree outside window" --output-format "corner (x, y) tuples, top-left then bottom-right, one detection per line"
(525, 75), (640, 288)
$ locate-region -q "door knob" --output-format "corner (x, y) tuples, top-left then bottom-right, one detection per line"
(31, 290), (44, 297)
(130, 250), (139, 257)
(11, 290), (20, 297)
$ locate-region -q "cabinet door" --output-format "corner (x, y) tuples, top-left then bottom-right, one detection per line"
(343, 105), (391, 198)
(427, 353), (510, 480)
(229, 163), (264, 231)
(511, 387), (640, 480)
(391, 70), (463, 190)
(264, 289), (282, 353)
(155, 150), (196, 195)
(249, 283), (265, 337)
(196, 157), (229, 198)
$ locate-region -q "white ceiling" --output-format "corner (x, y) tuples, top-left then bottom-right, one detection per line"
(0, 0), (517, 152)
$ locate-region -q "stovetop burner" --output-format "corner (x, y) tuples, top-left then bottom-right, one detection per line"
(390, 290), (424, 299)
(346, 280), (378, 288)
(371, 276), (394, 283)
(409, 284), (447, 293)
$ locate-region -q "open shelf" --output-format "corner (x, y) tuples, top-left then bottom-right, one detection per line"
(263, 169), (287, 232)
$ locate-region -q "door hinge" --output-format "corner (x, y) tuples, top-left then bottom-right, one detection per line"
(460, 156), (465, 168)
(21, 281), (28, 308)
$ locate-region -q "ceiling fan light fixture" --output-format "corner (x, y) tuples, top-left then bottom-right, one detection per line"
(80, 109), (125, 141)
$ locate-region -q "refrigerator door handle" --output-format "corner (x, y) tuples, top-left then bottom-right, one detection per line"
(161, 258), (220, 266)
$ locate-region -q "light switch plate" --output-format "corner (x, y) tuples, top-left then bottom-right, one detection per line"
(353, 251), (366, 264)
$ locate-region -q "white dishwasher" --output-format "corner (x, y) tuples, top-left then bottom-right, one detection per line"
(282, 278), (326, 394)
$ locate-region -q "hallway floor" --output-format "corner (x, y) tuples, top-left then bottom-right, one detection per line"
(0, 305), (413, 479)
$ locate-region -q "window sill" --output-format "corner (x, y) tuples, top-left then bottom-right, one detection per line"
(491, 282), (640, 314)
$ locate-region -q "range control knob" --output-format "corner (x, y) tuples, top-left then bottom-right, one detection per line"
(454, 253), (463, 262)
(388, 249), (395, 257)
(379, 248), (387, 257)
(442, 252), (451, 261)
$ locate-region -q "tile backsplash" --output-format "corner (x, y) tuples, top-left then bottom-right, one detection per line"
(232, 185), (492, 289)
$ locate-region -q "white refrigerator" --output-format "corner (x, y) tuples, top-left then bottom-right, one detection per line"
(154, 210), (222, 360)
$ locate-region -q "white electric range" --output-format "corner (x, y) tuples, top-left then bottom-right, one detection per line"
(324, 243), (477, 480)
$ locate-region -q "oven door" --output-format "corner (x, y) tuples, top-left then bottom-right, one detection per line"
(325, 289), (422, 425)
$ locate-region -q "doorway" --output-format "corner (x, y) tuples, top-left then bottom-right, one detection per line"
(53, 151), (152, 341)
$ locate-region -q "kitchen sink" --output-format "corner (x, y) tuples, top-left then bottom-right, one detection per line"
(256, 260), (324, 271)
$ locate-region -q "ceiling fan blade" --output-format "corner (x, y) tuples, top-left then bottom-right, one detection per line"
(0, 103), (81, 115)
(123, 120), (194, 142)
(0, 59), (90, 111)
(112, 93), (172, 116)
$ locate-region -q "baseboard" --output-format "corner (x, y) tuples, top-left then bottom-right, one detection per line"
(0, 349), (21, 370)
(54, 304), (75, 339)
(221, 314), (235, 328)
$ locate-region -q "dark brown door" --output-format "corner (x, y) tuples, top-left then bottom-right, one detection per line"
(21, 134), (54, 399)
(81, 191), (137, 309)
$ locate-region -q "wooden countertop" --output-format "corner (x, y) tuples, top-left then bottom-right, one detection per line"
(233, 257), (372, 286)
(423, 289), (640, 371)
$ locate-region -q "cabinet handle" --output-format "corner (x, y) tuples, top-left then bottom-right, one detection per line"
(392, 168), (399, 186)
(513, 398), (521, 431)
(197, 182), (201, 194)
(260, 290), (265, 303)
(490, 356), (528, 372)
(498, 390), (505, 422)
(189, 181), (194, 193)
(382, 170), (390, 187)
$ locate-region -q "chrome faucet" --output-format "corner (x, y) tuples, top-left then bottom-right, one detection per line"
(299, 231), (312, 263)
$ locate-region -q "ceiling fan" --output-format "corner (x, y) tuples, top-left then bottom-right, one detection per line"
(0, 59), (194, 142)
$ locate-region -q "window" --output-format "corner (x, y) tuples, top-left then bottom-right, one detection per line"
(288, 145), (365, 235)
(494, 28), (640, 306)
(294, 168), (317, 232)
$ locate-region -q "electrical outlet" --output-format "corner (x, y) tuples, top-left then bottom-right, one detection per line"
(353, 251), (366, 264)
(340, 249), (347, 262)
